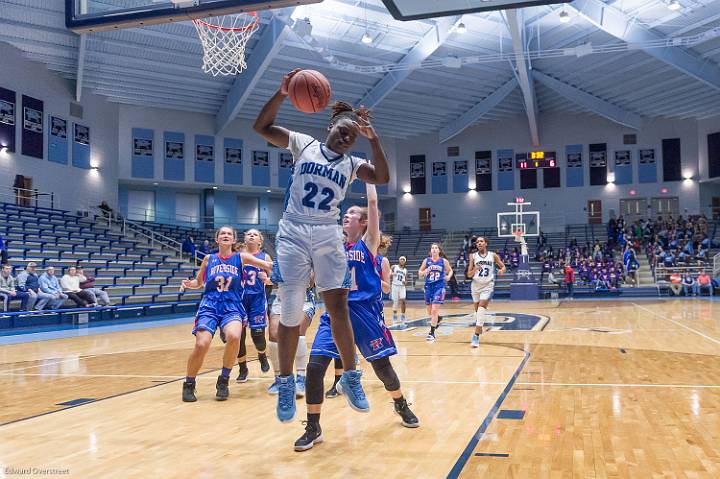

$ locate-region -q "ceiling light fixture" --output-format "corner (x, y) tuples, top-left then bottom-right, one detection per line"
(361, 31), (372, 44)
(559, 10), (571, 23)
(456, 22), (466, 34)
(667, 0), (680, 11)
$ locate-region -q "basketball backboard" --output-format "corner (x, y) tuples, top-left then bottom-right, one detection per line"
(381, 0), (571, 21)
(66, 0), (322, 33)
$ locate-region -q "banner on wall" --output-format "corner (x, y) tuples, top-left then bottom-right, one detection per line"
(225, 147), (242, 163)
(410, 154), (426, 194)
(253, 151), (269, 167)
(21, 95), (43, 159)
(196, 144), (214, 161)
(48, 116), (68, 165)
(74, 124), (90, 145)
(134, 138), (153, 156)
(165, 141), (184, 159)
(0, 87), (16, 153)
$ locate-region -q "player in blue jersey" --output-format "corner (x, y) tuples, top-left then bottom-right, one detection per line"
(236, 229), (272, 382)
(254, 69), (390, 423)
(180, 226), (272, 402)
(419, 243), (453, 342)
(294, 184), (419, 452)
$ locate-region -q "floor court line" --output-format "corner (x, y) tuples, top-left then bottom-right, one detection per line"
(632, 302), (720, 347)
(0, 338), (194, 375)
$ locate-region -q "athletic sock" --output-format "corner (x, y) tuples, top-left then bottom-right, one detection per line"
(186, 376), (196, 384)
(268, 340), (280, 375)
(295, 336), (308, 376)
(429, 326), (436, 335)
(393, 396), (405, 406)
(332, 374), (341, 387)
(221, 367), (232, 378)
(307, 413), (320, 424)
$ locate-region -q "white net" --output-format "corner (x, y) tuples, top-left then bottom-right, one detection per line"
(192, 13), (259, 76)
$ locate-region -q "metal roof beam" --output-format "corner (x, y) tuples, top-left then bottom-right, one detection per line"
(569, 0), (720, 92)
(439, 77), (518, 143)
(505, 9), (540, 146)
(357, 15), (463, 109)
(534, 70), (641, 129)
(75, 34), (86, 102)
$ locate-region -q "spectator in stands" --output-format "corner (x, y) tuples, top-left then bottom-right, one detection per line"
(182, 235), (196, 259)
(548, 269), (563, 287)
(0, 265), (30, 311)
(77, 268), (113, 306)
(0, 233), (7, 265)
(199, 239), (211, 257)
(60, 267), (95, 307)
(98, 200), (114, 219)
(564, 264), (575, 299)
(15, 262), (39, 310)
(462, 235), (470, 255)
(694, 270), (713, 296)
(38, 267), (68, 309)
(668, 270), (683, 296)
(681, 271), (695, 296)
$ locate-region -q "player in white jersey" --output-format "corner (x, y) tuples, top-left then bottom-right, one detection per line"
(466, 237), (506, 347)
(391, 256), (408, 326)
(253, 68), (390, 423)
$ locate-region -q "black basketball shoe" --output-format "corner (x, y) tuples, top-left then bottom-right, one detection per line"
(294, 421), (323, 452)
(182, 381), (196, 402)
(258, 353), (270, 373)
(394, 398), (420, 428)
(236, 362), (249, 383)
(216, 375), (229, 401)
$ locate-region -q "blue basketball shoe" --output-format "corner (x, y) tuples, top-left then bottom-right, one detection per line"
(276, 375), (296, 423)
(337, 370), (369, 412)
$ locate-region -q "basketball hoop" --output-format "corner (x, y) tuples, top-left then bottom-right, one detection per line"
(192, 12), (259, 76)
(512, 230), (526, 244)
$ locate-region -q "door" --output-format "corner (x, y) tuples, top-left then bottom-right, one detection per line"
(588, 200), (602, 224)
(127, 190), (156, 222)
(650, 196), (679, 219)
(619, 198), (648, 223)
(419, 208), (431, 232)
(712, 197), (720, 221)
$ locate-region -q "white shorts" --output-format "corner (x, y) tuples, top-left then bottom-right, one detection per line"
(270, 296), (316, 321)
(391, 285), (406, 302)
(471, 281), (495, 302)
(272, 219), (349, 293)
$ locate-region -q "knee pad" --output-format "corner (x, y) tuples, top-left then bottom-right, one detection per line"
(475, 306), (487, 327)
(250, 328), (266, 352)
(278, 284), (306, 327)
(306, 355), (332, 405)
(371, 356), (401, 392)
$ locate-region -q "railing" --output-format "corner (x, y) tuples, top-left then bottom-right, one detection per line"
(0, 185), (55, 209)
(654, 264), (713, 283)
(89, 206), (199, 265)
(714, 252), (720, 278)
(122, 206), (274, 232)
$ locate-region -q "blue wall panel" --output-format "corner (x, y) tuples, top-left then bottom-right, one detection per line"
(194, 134), (215, 183)
(223, 138), (243, 185)
(47, 115), (68, 165)
(497, 149), (514, 191)
(566, 144), (583, 187)
(638, 152), (657, 183)
(614, 165), (632, 185)
(163, 131), (184, 181)
(453, 174), (468, 193)
(71, 123), (90, 169)
(132, 128), (154, 178)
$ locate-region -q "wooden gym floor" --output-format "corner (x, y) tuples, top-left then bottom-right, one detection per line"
(0, 299), (719, 478)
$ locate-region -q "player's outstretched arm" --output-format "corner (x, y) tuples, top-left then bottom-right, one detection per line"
(181, 256), (209, 290)
(444, 259), (454, 282)
(253, 69), (300, 149)
(240, 252), (273, 273)
(363, 183), (381, 254)
(354, 111), (390, 185)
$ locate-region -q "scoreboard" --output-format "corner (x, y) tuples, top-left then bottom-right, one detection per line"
(516, 151), (557, 169)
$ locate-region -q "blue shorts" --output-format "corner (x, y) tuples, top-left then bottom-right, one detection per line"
(424, 283), (445, 305)
(242, 293), (267, 329)
(311, 300), (397, 362)
(192, 299), (246, 336)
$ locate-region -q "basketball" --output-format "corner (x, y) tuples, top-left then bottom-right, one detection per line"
(288, 70), (332, 113)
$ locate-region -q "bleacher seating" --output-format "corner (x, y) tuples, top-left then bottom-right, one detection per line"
(0, 202), (203, 321)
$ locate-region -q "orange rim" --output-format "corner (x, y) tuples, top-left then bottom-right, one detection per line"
(192, 12), (258, 32)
